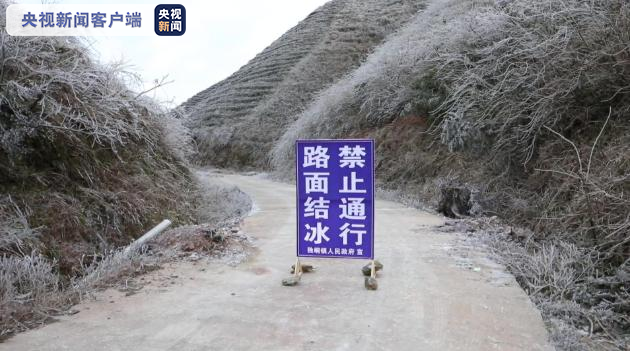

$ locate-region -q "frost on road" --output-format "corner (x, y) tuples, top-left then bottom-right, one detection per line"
(1, 174), (553, 351)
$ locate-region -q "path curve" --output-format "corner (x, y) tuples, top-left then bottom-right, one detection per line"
(1, 173), (553, 351)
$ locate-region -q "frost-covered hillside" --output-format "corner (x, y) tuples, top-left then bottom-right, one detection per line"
(181, 0), (425, 168)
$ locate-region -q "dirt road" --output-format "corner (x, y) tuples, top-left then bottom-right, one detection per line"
(1, 173), (553, 351)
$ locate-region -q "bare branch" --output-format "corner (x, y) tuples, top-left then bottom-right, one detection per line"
(134, 75), (174, 100)
(543, 125), (584, 174)
(586, 107), (612, 180)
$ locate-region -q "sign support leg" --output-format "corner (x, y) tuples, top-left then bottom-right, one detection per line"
(294, 257), (302, 277)
(370, 259), (376, 279)
(282, 257), (302, 286)
(365, 259), (378, 290)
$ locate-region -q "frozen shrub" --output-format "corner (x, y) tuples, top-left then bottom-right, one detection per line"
(0, 0), (199, 338)
(271, 0), (503, 176)
(434, 0), (630, 165)
(0, 0), (196, 254)
(0, 253), (63, 339)
(0, 197), (40, 252)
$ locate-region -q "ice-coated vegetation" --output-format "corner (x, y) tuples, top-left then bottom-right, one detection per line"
(0, 0), (201, 338)
(189, 0), (630, 348)
(181, 0), (425, 169)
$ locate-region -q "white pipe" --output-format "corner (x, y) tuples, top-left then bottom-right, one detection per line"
(124, 219), (172, 254)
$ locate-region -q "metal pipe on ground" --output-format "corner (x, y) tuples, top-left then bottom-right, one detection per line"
(123, 219), (172, 255)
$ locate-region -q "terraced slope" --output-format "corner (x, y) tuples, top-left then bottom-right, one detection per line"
(181, 0), (425, 168)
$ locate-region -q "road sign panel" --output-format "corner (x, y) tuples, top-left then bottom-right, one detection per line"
(296, 139), (374, 259)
